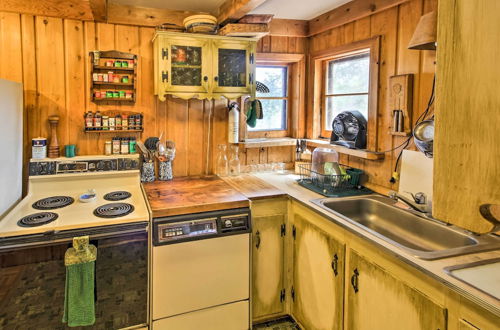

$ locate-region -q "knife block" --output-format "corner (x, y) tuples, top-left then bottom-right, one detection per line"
(48, 116), (60, 158)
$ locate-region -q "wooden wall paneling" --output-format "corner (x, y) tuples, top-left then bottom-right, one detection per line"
(138, 27), (157, 141)
(0, 12), (23, 82)
(83, 21), (97, 155)
(63, 19), (86, 152)
(342, 22), (355, 44)
(211, 99), (229, 172)
(353, 16), (371, 41)
(246, 148), (260, 165)
(187, 99), (207, 176)
(269, 19), (308, 37)
(0, 0), (94, 21)
(166, 96), (189, 177)
(258, 147), (268, 164)
(261, 36), (271, 53)
(270, 36), (288, 53)
(35, 16), (67, 152)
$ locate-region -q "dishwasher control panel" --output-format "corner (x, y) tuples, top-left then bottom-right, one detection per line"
(153, 208), (251, 245)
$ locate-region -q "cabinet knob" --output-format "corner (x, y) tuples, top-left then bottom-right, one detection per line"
(351, 268), (359, 293)
(214, 76), (218, 82)
(203, 76), (208, 82)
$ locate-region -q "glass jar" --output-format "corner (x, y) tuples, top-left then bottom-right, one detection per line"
(215, 144), (229, 177)
(229, 145), (241, 176)
(311, 148), (340, 175)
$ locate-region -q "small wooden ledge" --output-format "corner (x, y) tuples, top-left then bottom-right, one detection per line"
(239, 137), (297, 148)
(305, 139), (384, 160)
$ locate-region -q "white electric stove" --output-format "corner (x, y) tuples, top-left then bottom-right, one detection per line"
(0, 154), (150, 239)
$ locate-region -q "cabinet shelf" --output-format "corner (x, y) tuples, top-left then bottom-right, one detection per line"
(92, 97), (135, 102)
(306, 139), (384, 160)
(93, 65), (135, 72)
(84, 129), (143, 133)
(93, 82), (134, 87)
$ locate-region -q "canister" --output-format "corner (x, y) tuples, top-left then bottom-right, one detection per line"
(32, 138), (47, 159)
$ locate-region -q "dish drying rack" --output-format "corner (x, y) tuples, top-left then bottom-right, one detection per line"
(297, 163), (372, 197)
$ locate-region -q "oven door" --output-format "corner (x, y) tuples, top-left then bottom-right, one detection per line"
(0, 222), (148, 329)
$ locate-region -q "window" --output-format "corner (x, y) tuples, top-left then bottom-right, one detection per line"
(248, 65), (289, 132)
(323, 52), (370, 131)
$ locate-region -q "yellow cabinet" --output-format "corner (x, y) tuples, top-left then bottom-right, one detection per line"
(345, 249), (447, 330)
(153, 31), (256, 101)
(252, 214), (286, 320)
(292, 213), (345, 330)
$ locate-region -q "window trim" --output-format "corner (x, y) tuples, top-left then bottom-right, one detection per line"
(308, 36), (380, 151)
(239, 53), (305, 140)
(248, 64), (290, 137)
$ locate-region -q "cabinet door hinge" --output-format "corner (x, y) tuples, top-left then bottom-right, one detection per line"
(291, 286), (295, 301)
(292, 225), (296, 240)
(280, 288), (286, 303)
(250, 53), (254, 64)
(281, 223), (286, 236)
(162, 48), (168, 60)
(162, 71), (168, 83)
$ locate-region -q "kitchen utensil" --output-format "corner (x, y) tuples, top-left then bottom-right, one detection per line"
(141, 162), (155, 182)
(48, 116), (60, 158)
(145, 137), (159, 151)
(65, 144), (76, 158)
(413, 119), (434, 158)
(165, 140), (175, 150)
(330, 111), (367, 149)
(136, 141), (151, 161)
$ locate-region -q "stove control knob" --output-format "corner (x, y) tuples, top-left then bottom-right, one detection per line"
(224, 220), (232, 228)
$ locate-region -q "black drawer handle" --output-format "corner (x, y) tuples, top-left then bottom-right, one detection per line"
(351, 268), (359, 293)
(255, 230), (261, 249)
(331, 254), (339, 277)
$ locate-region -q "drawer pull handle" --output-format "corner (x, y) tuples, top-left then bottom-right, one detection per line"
(351, 268), (359, 293)
(255, 230), (261, 249)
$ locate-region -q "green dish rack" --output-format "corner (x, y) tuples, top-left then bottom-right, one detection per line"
(297, 163), (372, 198)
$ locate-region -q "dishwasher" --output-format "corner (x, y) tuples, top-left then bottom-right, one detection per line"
(151, 208), (251, 330)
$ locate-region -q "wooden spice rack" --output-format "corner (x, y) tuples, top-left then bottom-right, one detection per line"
(90, 50), (137, 104)
(84, 110), (144, 133)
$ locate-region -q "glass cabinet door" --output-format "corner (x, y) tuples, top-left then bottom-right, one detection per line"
(213, 41), (255, 95)
(164, 38), (210, 95)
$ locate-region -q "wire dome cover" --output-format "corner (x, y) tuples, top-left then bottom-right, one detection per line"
(256, 81), (270, 93)
(332, 111), (367, 141)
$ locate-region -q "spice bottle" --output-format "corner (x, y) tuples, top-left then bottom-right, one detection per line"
(104, 141), (112, 155)
(115, 114), (122, 130)
(109, 116), (115, 130)
(93, 111), (102, 130)
(128, 115), (135, 130)
(135, 114), (142, 130)
(129, 137), (136, 154)
(102, 115), (109, 130)
(112, 137), (121, 155)
(121, 138), (129, 154)
(85, 111), (94, 131)
(122, 114), (128, 130)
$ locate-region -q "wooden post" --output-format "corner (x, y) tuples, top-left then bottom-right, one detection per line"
(48, 116), (60, 158)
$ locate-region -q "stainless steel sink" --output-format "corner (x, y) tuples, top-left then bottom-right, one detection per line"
(312, 195), (500, 260)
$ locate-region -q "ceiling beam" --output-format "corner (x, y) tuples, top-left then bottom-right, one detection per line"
(308, 0), (410, 36)
(217, 0), (268, 24)
(269, 19), (308, 37)
(107, 3), (202, 27)
(89, 0), (107, 22)
(0, 0), (94, 20)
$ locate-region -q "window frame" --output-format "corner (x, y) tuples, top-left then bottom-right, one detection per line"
(309, 37), (380, 150)
(239, 53), (305, 140)
(248, 64), (290, 137)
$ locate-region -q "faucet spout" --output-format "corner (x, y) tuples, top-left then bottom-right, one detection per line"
(388, 191), (429, 214)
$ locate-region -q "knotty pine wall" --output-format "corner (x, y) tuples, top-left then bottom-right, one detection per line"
(0, 12), (306, 177)
(308, 0), (437, 191)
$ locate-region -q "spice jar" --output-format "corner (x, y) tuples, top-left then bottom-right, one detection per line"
(128, 115), (135, 130)
(121, 138), (129, 154)
(122, 114), (128, 130)
(108, 116), (115, 130)
(113, 91), (119, 98)
(112, 138), (121, 154)
(135, 114), (142, 130)
(85, 111), (94, 131)
(94, 91), (101, 99)
(108, 72), (114, 82)
(115, 114), (122, 130)
(126, 91), (133, 99)
(121, 61), (128, 68)
(122, 76), (129, 83)
(113, 75), (120, 83)
(97, 74), (104, 82)
(105, 60), (113, 67)
(103, 74), (109, 82)
(102, 115), (109, 130)
(128, 60), (134, 68)
(104, 140), (112, 155)
(129, 137), (136, 153)
(119, 90), (126, 98)
(93, 111), (102, 130)
(93, 73), (98, 81)
(106, 90), (113, 98)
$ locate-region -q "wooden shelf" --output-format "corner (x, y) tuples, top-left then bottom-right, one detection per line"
(171, 64), (202, 69)
(239, 137), (297, 148)
(93, 65), (135, 72)
(390, 131), (412, 137)
(92, 97), (135, 102)
(305, 139), (385, 160)
(84, 129), (143, 133)
(93, 81), (134, 87)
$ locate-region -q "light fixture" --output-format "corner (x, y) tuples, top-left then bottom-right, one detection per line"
(408, 11), (437, 50)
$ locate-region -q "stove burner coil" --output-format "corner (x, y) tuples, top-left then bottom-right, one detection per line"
(104, 191), (132, 201)
(94, 203), (134, 218)
(32, 196), (74, 210)
(18, 212), (58, 227)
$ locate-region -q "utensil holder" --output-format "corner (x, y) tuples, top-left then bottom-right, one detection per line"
(141, 161), (155, 182)
(158, 160), (173, 181)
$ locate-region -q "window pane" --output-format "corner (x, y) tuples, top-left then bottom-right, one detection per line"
(327, 53), (370, 95)
(249, 99), (287, 131)
(324, 95), (368, 130)
(256, 66), (287, 97)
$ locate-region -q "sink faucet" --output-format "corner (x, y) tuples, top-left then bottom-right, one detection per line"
(388, 191), (430, 214)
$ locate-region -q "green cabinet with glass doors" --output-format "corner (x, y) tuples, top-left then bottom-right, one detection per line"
(153, 31), (257, 100)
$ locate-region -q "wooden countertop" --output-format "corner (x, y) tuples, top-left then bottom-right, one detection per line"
(222, 174), (287, 200)
(143, 176), (250, 218)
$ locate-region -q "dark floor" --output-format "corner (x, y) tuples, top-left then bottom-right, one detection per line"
(253, 316), (300, 330)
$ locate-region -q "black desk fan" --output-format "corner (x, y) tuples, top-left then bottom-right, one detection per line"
(330, 110), (367, 149)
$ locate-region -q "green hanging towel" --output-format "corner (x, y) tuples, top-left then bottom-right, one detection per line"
(246, 99), (257, 128)
(63, 236), (97, 327)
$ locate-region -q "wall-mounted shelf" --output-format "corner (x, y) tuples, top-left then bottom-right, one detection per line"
(90, 50), (137, 104)
(240, 137), (297, 148)
(306, 139), (384, 160)
(84, 129), (143, 134)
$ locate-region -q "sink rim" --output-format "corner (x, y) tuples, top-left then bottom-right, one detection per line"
(312, 195), (500, 260)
